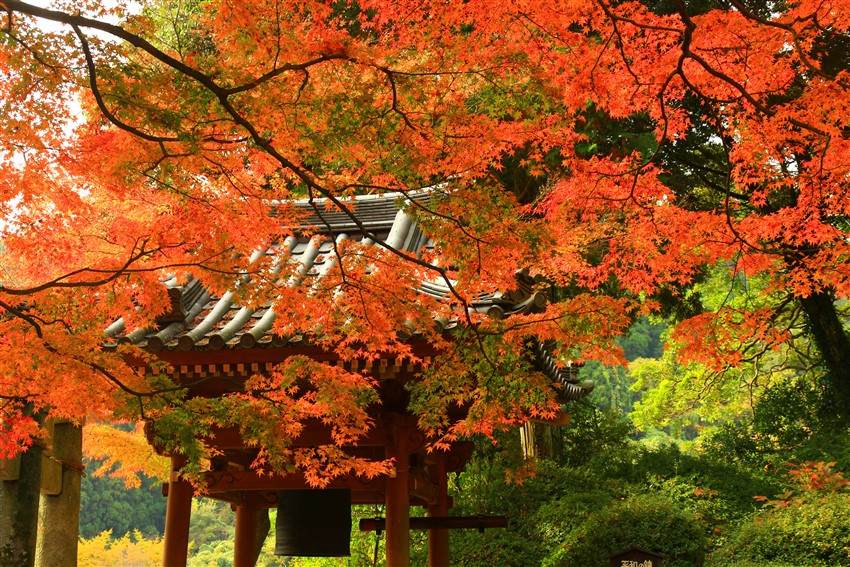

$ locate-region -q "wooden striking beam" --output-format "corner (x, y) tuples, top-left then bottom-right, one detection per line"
(360, 516), (508, 532)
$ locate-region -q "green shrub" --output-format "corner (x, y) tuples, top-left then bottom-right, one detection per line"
(543, 493), (708, 567)
(533, 489), (615, 550)
(710, 491), (850, 566)
(709, 462), (850, 566)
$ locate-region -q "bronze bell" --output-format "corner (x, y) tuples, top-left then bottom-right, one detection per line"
(274, 488), (352, 557)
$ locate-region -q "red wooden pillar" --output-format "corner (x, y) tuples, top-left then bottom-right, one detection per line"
(427, 452), (450, 567)
(385, 419), (410, 567)
(162, 455), (193, 567)
(233, 494), (258, 567)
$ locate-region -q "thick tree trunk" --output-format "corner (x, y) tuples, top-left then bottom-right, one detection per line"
(0, 443), (43, 567)
(35, 422), (83, 567)
(798, 291), (850, 416)
(536, 423), (564, 460)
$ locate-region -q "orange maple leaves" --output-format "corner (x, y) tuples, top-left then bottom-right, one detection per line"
(0, 0), (848, 474)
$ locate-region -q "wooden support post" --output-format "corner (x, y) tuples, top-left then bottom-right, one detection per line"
(385, 417), (410, 567)
(162, 456), (193, 567)
(35, 422), (83, 567)
(233, 494), (258, 567)
(428, 452), (450, 567)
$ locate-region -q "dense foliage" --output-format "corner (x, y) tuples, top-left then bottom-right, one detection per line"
(711, 462), (850, 566)
(79, 470), (165, 540)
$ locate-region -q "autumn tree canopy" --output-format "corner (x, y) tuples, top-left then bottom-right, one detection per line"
(0, 0), (848, 472)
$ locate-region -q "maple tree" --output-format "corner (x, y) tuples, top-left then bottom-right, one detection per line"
(0, 0), (848, 491)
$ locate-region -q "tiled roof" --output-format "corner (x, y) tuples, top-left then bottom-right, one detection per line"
(530, 339), (592, 402)
(106, 190), (592, 400)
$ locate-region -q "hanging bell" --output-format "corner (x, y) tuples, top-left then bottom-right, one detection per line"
(274, 488), (352, 557)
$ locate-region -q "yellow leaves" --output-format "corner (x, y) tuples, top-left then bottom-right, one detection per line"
(78, 530), (163, 567)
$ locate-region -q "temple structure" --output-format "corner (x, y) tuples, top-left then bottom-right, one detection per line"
(106, 191), (592, 567)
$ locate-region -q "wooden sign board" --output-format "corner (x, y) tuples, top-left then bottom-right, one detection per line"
(610, 547), (665, 567)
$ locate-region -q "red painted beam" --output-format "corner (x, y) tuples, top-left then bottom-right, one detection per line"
(203, 422), (387, 449)
(204, 470), (385, 494)
(121, 339), (442, 371)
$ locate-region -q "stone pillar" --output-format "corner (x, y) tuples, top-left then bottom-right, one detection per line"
(35, 422), (83, 567)
(0, 445), (42, 567)
(1, 408), (44, 567)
